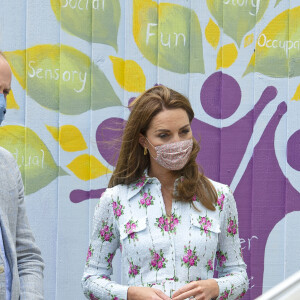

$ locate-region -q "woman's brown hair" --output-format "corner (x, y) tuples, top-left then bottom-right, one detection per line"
(108, 85), (217, 211)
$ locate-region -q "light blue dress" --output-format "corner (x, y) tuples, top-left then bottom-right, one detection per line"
(82, 172), (249, 300)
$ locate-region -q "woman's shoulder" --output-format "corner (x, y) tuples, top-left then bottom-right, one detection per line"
(206, 177), (231, 194)
(102, 183), (130, 198)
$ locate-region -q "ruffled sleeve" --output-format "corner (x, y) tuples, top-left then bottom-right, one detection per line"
(214, 186), (249, 299)
(82, 189), (129, 300)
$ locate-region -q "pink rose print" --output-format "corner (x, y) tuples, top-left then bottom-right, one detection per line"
(197, 215), (213, 237)
(219, 288), (230, 300)
(227, 216), (238, 237)
(112, 197), (124, 219)
(216, 191), (225, 212)
(128, 260), (141, 278)
(86, 245), (93, 266)
(155, 213), (181, 235)
(98, 221), (115, 243)
(216, 250), (228, 268)
(192, 195), (199, 202)
(139, 189), (154, 208)
(149, 249), (167, 272)
(146, 283), (156, 288)
(110, 295), (119, 300)
(181, 246), (200, 269)
(88, 292), (100, 300)
(133, 174), (147, 189)
(166, 276), (179, 282)
(235, 288), (246, 299)
(206, 258), (214, 272)
(124, 220), (139, 242)
(99, 275), (111, 280)
(105, 252), (115, 269)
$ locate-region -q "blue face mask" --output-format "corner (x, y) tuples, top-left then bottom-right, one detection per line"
(0, 93), (6, 125)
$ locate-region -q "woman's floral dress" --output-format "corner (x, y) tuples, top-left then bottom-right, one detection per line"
(82, 172), (249, 300)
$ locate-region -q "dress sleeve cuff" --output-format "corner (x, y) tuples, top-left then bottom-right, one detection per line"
(111, 284), (130, 300)
(214, 278), (231, 300)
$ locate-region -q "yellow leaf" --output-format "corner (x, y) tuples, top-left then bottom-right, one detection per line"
(216, 43), (238, 70)
(109, 56), (146, 92)
(0, 125), (68, 195)
(46, 125), (59, 141)
(243, 7), (300, 78)
(205, 18), (220, 49)
(291, 84), (300, 101)
(67, 154), (111, 181)
(6, 90), (19, 109)
(46, 125), (87, 152)
(244, 33), (254, 48)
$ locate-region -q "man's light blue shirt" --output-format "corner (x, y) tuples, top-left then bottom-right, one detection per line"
(0, 224), (12, 300)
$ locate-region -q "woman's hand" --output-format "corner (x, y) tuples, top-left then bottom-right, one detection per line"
(171, 279), (219, 300)
(127, 286), (172, 300)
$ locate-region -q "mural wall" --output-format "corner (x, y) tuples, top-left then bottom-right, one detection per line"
(1, 0), (300, 299)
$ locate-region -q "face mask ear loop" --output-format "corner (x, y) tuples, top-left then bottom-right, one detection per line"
(145, 137), (157, 160)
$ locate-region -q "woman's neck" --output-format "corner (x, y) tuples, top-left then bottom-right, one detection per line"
(148, 162), (177, 189)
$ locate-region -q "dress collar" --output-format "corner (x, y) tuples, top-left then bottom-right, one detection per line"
(127, 170), (153, 200)
(127, 169), (183, 200)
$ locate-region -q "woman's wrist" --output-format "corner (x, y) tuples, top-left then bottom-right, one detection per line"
(127, 286), (138, 300)
(207, 279), (219, 299)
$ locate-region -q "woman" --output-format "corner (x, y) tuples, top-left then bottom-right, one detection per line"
(82, 86), (248, 300)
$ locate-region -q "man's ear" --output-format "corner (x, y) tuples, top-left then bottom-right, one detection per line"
(139, 134), (146, 148)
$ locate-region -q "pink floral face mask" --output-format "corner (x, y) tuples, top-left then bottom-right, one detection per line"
(146, 138), (193, 170)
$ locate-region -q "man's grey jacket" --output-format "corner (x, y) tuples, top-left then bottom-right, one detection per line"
(0, 146), (44, 299)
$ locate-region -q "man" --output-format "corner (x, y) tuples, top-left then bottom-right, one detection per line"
(0, 52), (44, 299)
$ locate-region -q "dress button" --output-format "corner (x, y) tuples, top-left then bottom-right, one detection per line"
(0, 266), (4, 274)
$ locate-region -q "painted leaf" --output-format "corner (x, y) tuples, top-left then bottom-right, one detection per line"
(96, 117), (126, 167)
(109, 56), (146, 92)
(67, 154), (111, 181)
(244, 33), (254, 48)
(4, 44), (121, 115)
(207, 0), (270, 47)
(46, 125), (87, 152)
(51, 0), (120, 51)
(6, 90), (19, 109)
(292, 84), (300, 101)
(205, 18), (220, 49)
(133, 0), (204, 74)
(275, 0), (283, 7)
(216, 43), (238, 69)
(244, 7), (300, 78)
(0, 125), (68, 195)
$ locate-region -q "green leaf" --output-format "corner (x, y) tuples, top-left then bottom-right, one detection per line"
(5, 44), (121, 115)
(0, 125), (68, 195)
(207, 0), (270, 47)
(133, 0), (204, 74)
(51, 0), (120, 51)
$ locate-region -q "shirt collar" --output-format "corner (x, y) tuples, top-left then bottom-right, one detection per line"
(127, 170), (153, 200)
(127, 169), (184, 200)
